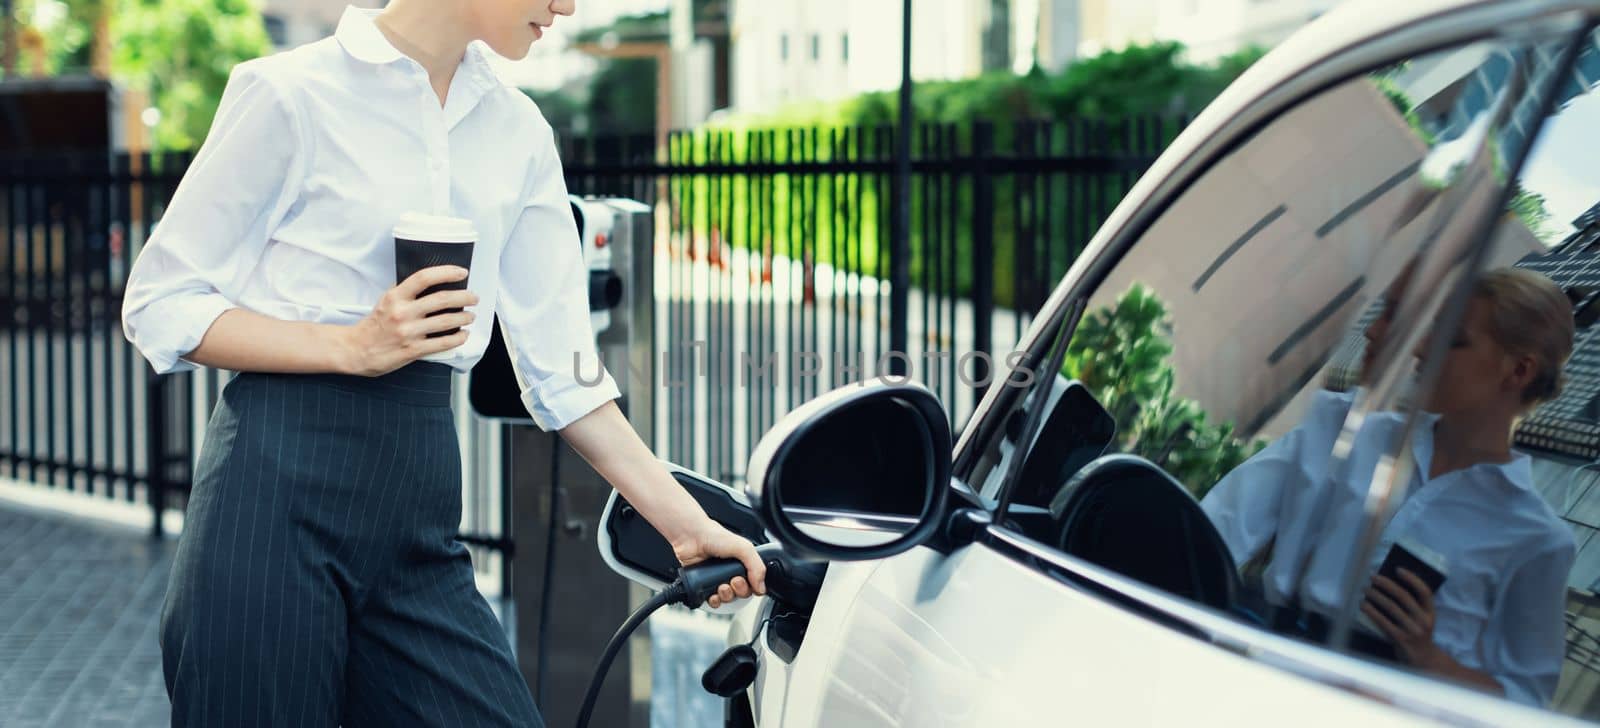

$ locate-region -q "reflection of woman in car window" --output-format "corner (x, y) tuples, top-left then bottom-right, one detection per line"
(1200, 267), (1577, 707)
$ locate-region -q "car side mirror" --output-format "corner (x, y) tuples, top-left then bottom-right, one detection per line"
(745, 381), (952, 562)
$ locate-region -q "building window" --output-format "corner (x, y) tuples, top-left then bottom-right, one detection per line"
(842, 34), (850, 62)
(811, 34), (821, 62)
(780, 33), (789, 61)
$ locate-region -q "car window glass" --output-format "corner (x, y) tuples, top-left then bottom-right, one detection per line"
(965, 27), (1598, 718)
(969, 37), (1528, 508)
(1409, 31), (1600, 723)
(1292, 30), (1600, 721)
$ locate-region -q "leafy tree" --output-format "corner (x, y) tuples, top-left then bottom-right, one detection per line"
(111, 0), (271, 151)
(5, 0), (100, 76)
(1041, 42), (1197, 117)
(526, 56), (659, 136)
(570, 0), (727, 44)
(1062, 284), (1263, 498)
(663, 42), (1268, 311)
(588, 57), (657, 135)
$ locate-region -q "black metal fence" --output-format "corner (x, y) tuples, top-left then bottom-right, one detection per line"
(1, 152), (192, 535)
(0, 115), (1177, 537)
(562, 118), (1177, 484)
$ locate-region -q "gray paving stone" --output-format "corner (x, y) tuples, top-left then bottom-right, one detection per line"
(0, 502), (173, 727)
(0, 499), (726, 728)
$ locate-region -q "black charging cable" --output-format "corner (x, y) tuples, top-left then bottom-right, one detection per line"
(574, 553), (773, 728)
(534, 436), (562, 705)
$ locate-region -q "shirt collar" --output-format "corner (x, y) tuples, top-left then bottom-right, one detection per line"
(461, 43), (503, 94)
(336, 7), (403, 65)
(334, 5), (504, 93)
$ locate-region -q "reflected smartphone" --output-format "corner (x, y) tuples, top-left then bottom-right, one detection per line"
(1375, 539), (1448, 594)
(1358, 539), (1447, 636)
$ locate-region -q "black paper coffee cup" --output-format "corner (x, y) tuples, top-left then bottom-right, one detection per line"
(393, 212), (477, 340)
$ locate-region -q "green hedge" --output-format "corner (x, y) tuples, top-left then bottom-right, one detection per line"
(649, 43), (1263, 310)
(661, 118), (1182, 310)
(723, 42), (1265, 129)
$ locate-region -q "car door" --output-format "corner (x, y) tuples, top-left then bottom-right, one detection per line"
(759, 3), (1600, 726)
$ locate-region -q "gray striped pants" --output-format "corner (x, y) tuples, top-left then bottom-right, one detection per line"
(159, 363), (543, 727)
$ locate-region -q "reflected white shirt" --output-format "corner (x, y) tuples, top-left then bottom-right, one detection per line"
(1201, 389), (1576, 707)
(120, 7), (618, 431)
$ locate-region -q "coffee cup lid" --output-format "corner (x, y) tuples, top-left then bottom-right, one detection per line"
(395, 212), (476, 243)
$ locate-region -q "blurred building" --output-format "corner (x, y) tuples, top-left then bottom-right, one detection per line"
(1065, 0), (1160, 62)
(1151, 0), (1341, 63)
(492, 0), (678, 93)
(1033, 0), (1348, 72)
(251, 0), (669, 99)
(728, 0), (1351, 115)
(729, 0), (1015, 114)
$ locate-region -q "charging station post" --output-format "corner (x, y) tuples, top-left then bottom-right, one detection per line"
(469, 197), (655, 728)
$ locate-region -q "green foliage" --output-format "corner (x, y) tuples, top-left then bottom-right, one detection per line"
(5, 0), (99, 75)
(1370, 65), (1560, 239)
(588, 57), (657, 134)
(524, 56), (659, 136)
(111, 0), (271, 151)
(1043, 42), (1192, 117)
(1062, 284), (1173, 423)
(1508, 186), (1556, 242)
(735, 42), (1268, 130)
(573, 11), (668, 44)
(571, 0), (725, 44)
(652, 43), (1265, 310)
(1062, 284), (1264, 498)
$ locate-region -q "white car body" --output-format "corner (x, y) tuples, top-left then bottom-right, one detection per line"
(729, 532), (1588, 727)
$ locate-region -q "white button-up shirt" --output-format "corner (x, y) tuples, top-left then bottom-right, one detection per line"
(120, 6), (619, 431)
(1201, 389), (1577, 707)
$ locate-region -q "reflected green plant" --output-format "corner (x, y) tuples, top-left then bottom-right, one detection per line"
(1063, 284), (1263, 498)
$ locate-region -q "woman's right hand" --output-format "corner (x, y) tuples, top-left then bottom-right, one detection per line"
(339, 266), (478, 377)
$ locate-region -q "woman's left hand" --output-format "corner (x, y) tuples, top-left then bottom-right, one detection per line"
(672, 520), (768, 609)
(1362, 568), (1447, 668)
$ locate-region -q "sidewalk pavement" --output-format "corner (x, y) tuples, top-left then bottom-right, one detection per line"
(0, 500), (173, 727)
(0, 490), (724, 728)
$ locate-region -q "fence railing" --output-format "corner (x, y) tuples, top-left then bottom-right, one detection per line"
(561, 118), (1176, 484)
(2, 152), (188, 534)
(0, 115), (1179, 558)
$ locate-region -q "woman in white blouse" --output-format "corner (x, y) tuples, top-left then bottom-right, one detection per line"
(1202, 267), (1577, 707)
(120, 2), (764, 725)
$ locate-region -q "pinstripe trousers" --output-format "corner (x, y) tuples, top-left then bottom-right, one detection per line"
(158, 363), (544, 727)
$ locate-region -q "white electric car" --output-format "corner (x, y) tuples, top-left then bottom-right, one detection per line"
(601, 1), (1600, 725)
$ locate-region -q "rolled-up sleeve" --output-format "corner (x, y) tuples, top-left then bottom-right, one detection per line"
(120, 60), (307, 374)
(1482, 538), (1576, 707)
(1201, 430), (1301, 568)
(1201, 389), (1352, 569)
(497, 115), (620, 431)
